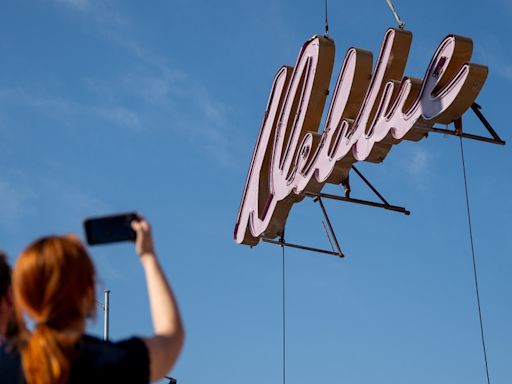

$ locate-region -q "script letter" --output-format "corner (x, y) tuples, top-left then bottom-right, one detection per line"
(234, 67), (292, 245)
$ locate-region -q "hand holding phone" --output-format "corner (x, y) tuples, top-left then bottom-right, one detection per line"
(131, 218), (155, 257)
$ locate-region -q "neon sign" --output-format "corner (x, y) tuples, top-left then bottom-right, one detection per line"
(235, 28), (488, 246)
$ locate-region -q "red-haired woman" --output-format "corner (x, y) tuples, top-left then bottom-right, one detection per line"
(10, 218), (184, 384)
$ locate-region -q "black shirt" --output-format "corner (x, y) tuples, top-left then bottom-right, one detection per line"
(0, 341), (23, 384)
(0, 335), (150, 384)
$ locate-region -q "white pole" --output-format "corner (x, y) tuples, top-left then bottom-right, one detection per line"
(103, 289), (110, 341)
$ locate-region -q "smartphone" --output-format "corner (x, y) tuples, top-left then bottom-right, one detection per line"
(84, 212), (139, 245)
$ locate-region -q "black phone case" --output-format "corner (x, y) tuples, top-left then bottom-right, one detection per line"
(84, 213), (138, 245)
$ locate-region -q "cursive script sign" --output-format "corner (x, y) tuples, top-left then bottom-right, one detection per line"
(235, 28), (488, 246)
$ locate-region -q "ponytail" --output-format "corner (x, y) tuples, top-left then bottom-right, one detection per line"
(20, 324), (78, 384)
(13, 235), (96, 384)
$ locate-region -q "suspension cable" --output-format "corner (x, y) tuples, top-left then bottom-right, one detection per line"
(324, 0), (329, 36)
(385, 0), (405, 29)
(459, 136), (491, 384)
(281, 242), (286, 384)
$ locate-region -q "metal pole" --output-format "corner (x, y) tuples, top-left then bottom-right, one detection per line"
(104, 289), (110, 341)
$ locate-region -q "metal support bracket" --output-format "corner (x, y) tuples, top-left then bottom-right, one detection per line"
(306, 165), (410, 215)
(262, 196), (344, 258)
(429, 102), (506, 145)
(260, 165), (412, 257)
(306, 191), (410, 215)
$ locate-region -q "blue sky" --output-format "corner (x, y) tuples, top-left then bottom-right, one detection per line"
(0, 0), (511, 383)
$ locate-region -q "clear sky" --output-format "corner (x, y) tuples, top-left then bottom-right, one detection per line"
(0, 0), (511, 383)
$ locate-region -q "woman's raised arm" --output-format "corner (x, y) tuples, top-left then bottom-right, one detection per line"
(132, 218), (185, 381)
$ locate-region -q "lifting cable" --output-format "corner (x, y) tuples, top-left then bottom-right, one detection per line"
(281, 242), (286, 384)
(459, 136), (492, 384)
(324, 0), (329, 36)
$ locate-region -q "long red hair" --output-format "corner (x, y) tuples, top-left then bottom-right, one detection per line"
(13, 235), (96, 384)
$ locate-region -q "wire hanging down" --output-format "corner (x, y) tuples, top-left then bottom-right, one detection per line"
(281, 240), (286, 384)
(459, 137), (492, 384)
(385, 0), (405, 29)
(324, 0), (329, 35)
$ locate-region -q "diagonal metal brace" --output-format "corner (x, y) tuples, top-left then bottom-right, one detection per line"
(261, 196), (344, 258)
(471, 102), (505, 144)
(319, 166), (409, 215)
(429, 102), (505, 145)
(352, 165), (390, 205)
(314, 196), (343, 255)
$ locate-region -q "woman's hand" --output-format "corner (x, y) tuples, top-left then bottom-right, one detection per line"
(131, 217), (155, 258)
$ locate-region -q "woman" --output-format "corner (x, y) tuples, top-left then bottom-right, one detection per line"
(0, 251), (17, 341)
(12, 218), (184, 384)
(0, 251), (23, 384)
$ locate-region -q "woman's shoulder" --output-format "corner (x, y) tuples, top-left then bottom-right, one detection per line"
(70, 334), (150, 383)
(75, 333), (149, 366)
(79, 334), (148, 354)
